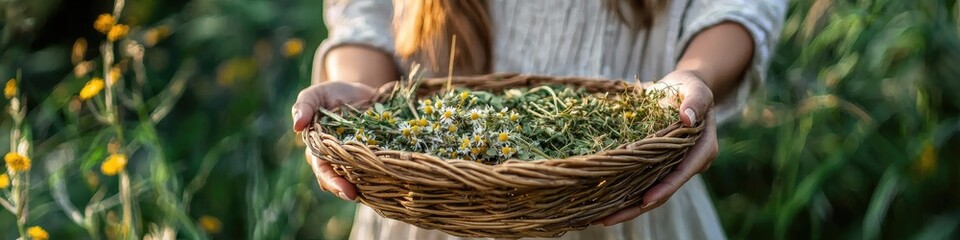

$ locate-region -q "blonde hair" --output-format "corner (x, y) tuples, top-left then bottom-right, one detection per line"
(393, 0), (667, 75)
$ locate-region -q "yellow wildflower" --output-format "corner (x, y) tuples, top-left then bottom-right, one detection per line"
(417, 119), (428, 127)
(79, 77), (105, 100)
(447, 124), (457, 133)
(0, 173), (9, 189)
(460, 91), (470, 101)
(501, 146), (514, 156)
(424, 105), (434, 114)
(28, 226), (49, 240)
(199, 215), (222, 233)
(498, 132), (509, 142)
(509, 113), (519, 122)
(381, 111), (392, 120)
(4, 152), (30, 172)
(283, 38), (304, 58)
(624, 111), (636, 120)
(101, 153), (128, 176)
(335, 127), (345, 135)
(4, 79), (16, 99)
(460, 137), (471, 149)
(144, 26), (170, 47)
(107, 24), (129, 42)
(94, 14), (116, 33)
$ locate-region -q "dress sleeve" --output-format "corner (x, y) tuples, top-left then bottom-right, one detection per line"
(316, 0), (397, 68)
(677, 0), (787, 124)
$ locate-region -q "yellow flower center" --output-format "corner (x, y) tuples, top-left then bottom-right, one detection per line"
(424, 106), (434, 114)
(27, 226), (49, 240)
(418, 119), (428, 127)
(199, 215), (222, 234)
(448, 125), (457, 133)
(4, 152), (31, 172)
(498, 132), (509, 142)
(470, 112), (480, 120)
(336, 127), (345, 135)
(471, 148), (480, 155)
(501, 147), (513, 155)
(79, 78), (106, 100)
(107, 24), (129, 42)
(510, 113), (519, 122)
(443, 110), (453, 119)
(101, 153), (128, 176)
(402, 128), (411, 137)
(460, 92), (470, 100)
(4, 79), (16, 99)
(283, 38), (304, 58)
(93, 14), (116, 33)
(381, 111), (392, 119)
(0, 173), (9, 189)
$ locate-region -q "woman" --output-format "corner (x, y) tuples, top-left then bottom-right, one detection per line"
(292, 0), (785, 239)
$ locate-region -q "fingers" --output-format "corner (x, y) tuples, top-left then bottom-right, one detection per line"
(306, 149), (358, 201)
(677, 81), (713, 127)
(292, 85), (324, 132)
(596, 111), (717, 227)
(642, 110), (717, 207)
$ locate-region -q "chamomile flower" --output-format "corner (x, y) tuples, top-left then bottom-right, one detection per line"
(419, 99), (435, 115)
(466, 108), (486, 125)
(458, 137), (472, 152)
(398, 122), (413, 137)
(438, 107), (457, 125)
(499, 145), (517, 158)
(365, 134), (380, 145)
(497, 132), (511, 143)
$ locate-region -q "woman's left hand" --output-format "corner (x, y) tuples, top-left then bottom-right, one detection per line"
(594, 70), (719, 226)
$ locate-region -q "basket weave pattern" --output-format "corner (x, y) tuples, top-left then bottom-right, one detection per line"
(304, 73), (704, 238)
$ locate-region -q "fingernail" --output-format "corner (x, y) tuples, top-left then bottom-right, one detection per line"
(338, 192), (350, 201)
(641, 200), (657, 209)
(684, 108), (696, 125)
(293, 109), (302, 121)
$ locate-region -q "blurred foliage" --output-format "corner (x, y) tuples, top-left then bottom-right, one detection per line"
(0, 0), (958, 239)
(708, 0), (960, 239)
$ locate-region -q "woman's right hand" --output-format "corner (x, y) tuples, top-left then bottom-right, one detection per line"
(295, 45), (400, 201)
(293, 81), (378, 201)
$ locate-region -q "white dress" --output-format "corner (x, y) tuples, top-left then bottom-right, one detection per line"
(317, 0), (786, 239)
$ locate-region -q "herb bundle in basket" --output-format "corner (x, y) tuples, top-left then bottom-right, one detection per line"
(303, 72), (704, 238)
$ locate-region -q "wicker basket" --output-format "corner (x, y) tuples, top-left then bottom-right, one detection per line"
(303, 73), (704, 238)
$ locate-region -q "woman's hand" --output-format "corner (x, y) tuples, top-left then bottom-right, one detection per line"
(293, 45), (400, 201)
(594, 70), (719, 226)
(293, 81), (379, 201)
